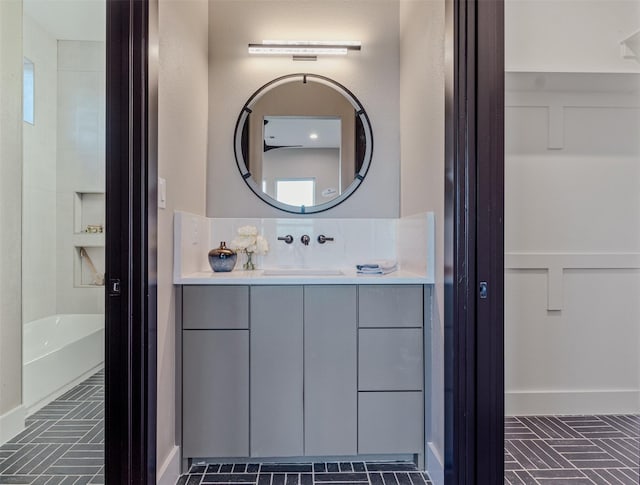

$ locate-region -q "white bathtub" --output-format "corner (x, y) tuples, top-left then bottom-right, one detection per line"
(23, 314), (104, 414)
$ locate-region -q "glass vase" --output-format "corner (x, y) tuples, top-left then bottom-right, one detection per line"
(243, 251), (255, 270)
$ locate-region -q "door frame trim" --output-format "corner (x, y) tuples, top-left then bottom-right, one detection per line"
(103, 0), (505, 482)
(444, 0), (505, 483)
(105, 0), (158, 483)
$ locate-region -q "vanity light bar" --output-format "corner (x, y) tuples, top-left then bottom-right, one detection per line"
(248, 40), (361, 57)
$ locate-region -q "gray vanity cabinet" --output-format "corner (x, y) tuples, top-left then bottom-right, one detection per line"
(181, 283), (425, 463)
(357, 285), (424, 455)
(250, 286), (304, 457)
(304, 285), (357, 456)
(182, 285), (250, 458)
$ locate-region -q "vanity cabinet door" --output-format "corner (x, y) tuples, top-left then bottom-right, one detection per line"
(358, 285), (423, 327)
(358, 391), (423, 455)
(250, 286), (304, 457)
(182, 330), (249, 457)
(304, 285), (357, 456)
(359, 328), (423, 391)
(183, 285), (249, 329)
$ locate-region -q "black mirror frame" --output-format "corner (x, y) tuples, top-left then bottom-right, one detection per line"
(233, 73), (373, 214)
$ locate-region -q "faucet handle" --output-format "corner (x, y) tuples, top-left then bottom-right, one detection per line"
(277, 235), (294, 244)
(317, 235), (334, 244)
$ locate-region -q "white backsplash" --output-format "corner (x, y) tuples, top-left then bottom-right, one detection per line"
(174, 211), (434, 280)
(210, 218), (398, 270)
(397, 212), (435, 280)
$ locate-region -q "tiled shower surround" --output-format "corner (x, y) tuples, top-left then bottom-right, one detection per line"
(505, 414), (639, 484)
(0, 371), (103, 485)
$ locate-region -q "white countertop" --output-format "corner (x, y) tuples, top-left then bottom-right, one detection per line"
(176, 268), (433, 285)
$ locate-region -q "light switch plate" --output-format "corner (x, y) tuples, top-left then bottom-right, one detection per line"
(158, 177), (167, 209)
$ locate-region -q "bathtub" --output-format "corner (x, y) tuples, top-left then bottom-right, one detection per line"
(23, 314), (104, 414)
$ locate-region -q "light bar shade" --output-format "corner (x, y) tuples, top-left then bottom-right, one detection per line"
(248, 40), (361, 57)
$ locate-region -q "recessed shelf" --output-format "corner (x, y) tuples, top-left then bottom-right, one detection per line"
(74, 246), (105, 288)
(73, 191), (105, 235)
(72, 233), (105, 247)
(73, 190), (105, 288)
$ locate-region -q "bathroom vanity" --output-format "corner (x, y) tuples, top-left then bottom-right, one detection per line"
(179, 282), (429, 467)
(173, 66), (436, 467)
(174, 210), (436, 470)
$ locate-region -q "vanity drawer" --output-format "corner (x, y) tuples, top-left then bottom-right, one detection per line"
(358, 328), (423, 391)
(183, 285), (249, 329)
(358, 391), (423, 455)
(358, 285), (423, 327)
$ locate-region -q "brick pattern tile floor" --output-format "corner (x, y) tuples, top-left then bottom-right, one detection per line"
(3, 371), (637, 485)
(177, 461), (432, 485)
(505, 414), (640, 484)
(0, 370), (104, 485)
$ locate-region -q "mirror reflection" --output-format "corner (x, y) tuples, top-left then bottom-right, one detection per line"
(235, 74), (372, 214)
(263, 116), (342, 206)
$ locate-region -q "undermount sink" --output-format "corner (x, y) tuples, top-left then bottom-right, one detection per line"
(262, 268), (344, 276)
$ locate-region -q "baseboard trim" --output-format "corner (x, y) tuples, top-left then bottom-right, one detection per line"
(27, 363), (104, 416)
(0, 404), (26, 446)
(157, 445), (180, 485)
(425, 441), (444, 485)
(506, 389), (640, 416)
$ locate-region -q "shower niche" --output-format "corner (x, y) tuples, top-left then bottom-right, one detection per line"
(72, 191), (105, 287)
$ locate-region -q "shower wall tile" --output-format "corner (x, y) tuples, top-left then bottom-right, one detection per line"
(58, 41), (106, 73)
(56, 41), (106, 316)
(22, 15), (58, 324)
(22, 187), (57, 323)
(57, 70), (103, 191)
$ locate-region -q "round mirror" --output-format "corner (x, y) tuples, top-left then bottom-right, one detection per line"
(234, 73), (373, 214)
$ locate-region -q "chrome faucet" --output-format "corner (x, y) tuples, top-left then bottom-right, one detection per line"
(300, 235), (311, 246)
(317, 235), (334, 244)
(277, 235), (293, 244)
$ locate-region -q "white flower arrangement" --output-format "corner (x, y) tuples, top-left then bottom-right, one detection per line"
(230, 225), (268, 254)
(230, 225), (268, 270)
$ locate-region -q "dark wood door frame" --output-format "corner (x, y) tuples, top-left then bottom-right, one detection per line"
(444, 0), (504, 483)
(105, 0), (158, 483)
(103, 0), (503, 482)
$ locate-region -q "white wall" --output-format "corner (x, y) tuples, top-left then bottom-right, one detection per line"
(157, 0), (209, 482)
(399, 0), (445, 481)
(505, 72), (640, 415)
(207, 0), (400, 218)
(56, 41), (105, 315)
(505, 0), (640, 73)
(22, 15), (58, 324)
(0, 0), (24, 434)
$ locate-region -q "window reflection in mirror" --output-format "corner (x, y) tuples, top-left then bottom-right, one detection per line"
(275, 179), (315, 207)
